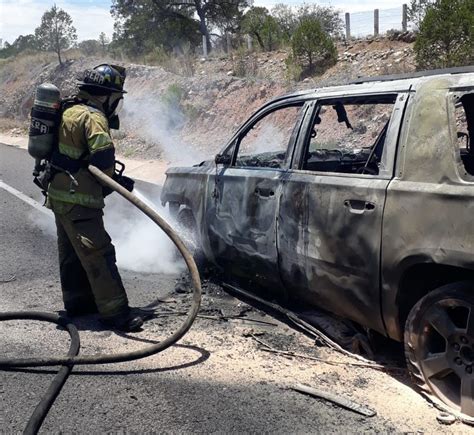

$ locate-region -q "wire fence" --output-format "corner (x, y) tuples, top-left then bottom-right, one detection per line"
(342, 6), (409, 38)
(253, 2), (410, 39)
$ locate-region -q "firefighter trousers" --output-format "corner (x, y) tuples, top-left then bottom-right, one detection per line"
(54, 205), (129, 319)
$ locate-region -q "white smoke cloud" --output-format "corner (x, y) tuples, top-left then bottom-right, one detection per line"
(28, 209), (55, 237)
(104, 188), (186, 275)
(120, 92), (208, 166)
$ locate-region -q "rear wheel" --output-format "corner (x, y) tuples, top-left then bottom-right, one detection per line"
(405, 282), (474, 419)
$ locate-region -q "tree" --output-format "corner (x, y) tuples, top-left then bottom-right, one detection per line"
(35, 5), (77, 65)
(242, 7), (282, 51)
(407, 0), (435, 30)
(296, 4), (343, 37)
(0, 34), (39, 59)
(112, 0), (201, 56)
(98, 32), (110, 54)
(414, 0), (473, 69)
(112, 0), (250, 54)
(291, 17), (337, 73)
(78, 39), (101, 56)
(271, 4), (297, 42)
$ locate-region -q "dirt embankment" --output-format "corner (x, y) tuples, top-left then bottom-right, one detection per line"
(0, 37), (415, 163)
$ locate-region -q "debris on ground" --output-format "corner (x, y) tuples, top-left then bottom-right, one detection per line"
(0, 275), (16, 283)
(436, 412), (457, 425)
(291, 383), (377, 417)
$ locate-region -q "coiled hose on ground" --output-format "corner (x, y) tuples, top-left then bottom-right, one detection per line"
(0, 165), (202, 434)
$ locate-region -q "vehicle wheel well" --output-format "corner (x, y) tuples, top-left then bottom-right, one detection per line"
(397, 263), (474, 329)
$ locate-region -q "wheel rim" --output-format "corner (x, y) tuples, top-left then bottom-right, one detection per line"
(418, 298), (474, 417)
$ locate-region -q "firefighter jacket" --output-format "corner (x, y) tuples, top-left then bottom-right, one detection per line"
(48, 103), (115, 214)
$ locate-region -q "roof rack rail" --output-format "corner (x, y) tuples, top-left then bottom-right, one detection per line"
(350, 66), (474, 85)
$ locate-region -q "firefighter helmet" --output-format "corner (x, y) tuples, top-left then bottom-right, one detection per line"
(78, 64), (127, 94)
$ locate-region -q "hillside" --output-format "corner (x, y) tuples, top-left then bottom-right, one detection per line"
(0, 37), (415, 165)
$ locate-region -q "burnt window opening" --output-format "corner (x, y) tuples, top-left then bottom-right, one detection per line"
(302, 98), (396, 176)
(234, 103), (305, 169)
(454, 93), (474, 176)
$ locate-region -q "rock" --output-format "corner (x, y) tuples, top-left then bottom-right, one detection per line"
(226, 70), (234, 76)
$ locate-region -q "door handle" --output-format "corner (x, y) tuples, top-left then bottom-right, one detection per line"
(344, 199), (375, 214)
(255, 187), (275, 198)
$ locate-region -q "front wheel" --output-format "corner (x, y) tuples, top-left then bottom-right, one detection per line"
(405, 282), (474, 419)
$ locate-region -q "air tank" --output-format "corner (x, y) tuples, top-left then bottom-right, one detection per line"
(28, 83), (61, 161)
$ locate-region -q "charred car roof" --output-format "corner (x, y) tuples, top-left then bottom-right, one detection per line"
(264, 66), (474, 108)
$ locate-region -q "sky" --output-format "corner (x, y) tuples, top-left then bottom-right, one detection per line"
(0, 0), (408, 45)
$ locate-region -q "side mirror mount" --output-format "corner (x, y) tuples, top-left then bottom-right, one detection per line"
(215, 153), (232, 166)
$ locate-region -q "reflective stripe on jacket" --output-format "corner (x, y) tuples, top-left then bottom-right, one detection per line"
(48, 104), (115, 213)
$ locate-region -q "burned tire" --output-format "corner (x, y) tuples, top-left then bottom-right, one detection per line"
(405, 282), (474, 419)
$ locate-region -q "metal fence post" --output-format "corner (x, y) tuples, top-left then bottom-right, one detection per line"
(345, 13), (351, 39)
(374, 9), (379, 36)
(402, 4), (408, 31)
(247, 34), (253, 51)
(226, 33), (232, 54)
(202, 35), (208, 58)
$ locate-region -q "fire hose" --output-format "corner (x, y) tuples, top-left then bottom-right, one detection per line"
(0, 165), (202, 434)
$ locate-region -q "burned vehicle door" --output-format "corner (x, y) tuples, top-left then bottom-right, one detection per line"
(278, 93), (408, 332)
(207, 101), (308, 297)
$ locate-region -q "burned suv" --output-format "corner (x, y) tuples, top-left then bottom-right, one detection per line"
(161, 67), (474, 418)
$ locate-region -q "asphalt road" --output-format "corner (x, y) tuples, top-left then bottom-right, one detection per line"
(0, 143), (399, 433)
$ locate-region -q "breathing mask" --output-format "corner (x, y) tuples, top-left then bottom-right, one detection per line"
(106, 93), (124, 130)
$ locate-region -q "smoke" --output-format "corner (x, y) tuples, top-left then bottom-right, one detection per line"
(28, 210), (56, 237)
(110, 90), (208, 275)
(120, 92), (208, 166)
(243, 123), (287, 155)
(104, 189), (185, 275)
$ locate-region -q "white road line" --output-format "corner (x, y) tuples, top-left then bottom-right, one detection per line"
(0, 179), (52, 217)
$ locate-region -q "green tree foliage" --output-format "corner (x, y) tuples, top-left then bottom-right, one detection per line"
(203, 0), (249, 37)
(112, 0), (249, 55)
(35, 5), (77, 65)
(0, 34), (39, 58)
(98, 32), (110, 54)
(242, 7), (281, 51)
(78, 39), (101, 56)
(296, 4), (343, 36)
(271, 4), (297, 42)
(111, 0), (200, 56)
(291, 17), (337, 73)
(414, 0), (473, 69)
(260, 3), (342, 49)
(407, 0), (435, 30)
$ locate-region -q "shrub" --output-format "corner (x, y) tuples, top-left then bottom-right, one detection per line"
(162, 83), (186, 108)
(407, 0), (435, 30)
(291, 18), (337, 76)
(242, 7), (282, 51)
(232, 47), (258, 77)
(284, 55), (303, 82)
(414, 0), (473, 69)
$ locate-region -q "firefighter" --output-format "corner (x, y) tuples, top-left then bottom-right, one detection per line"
(47, 64), (148, 332)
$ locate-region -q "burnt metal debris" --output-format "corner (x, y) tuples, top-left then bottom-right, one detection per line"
(161, 68), (474, 419)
